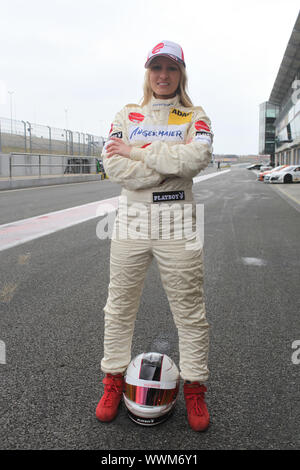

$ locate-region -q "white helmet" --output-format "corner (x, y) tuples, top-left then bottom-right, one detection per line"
(123, 352), (180, 426)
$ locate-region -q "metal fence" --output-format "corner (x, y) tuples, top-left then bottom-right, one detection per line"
(8, 153), (106, 179)
(0, 116), (104, 156)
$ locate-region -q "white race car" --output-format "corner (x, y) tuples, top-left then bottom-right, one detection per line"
(263, 165), (289, 183)
(269, 165), (300, 183)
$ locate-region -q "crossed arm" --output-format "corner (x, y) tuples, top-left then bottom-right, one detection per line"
(102, 109), (212, 190)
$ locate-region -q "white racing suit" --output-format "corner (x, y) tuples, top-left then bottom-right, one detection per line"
(100, 94), (213, 383)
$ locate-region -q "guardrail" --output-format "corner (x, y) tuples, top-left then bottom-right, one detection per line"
(8, 152), (105, 178)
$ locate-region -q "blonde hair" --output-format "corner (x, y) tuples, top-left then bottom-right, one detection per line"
(141, 63), (193, 108)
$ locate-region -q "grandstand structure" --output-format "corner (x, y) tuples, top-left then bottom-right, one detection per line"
(259, 11), (300, 166)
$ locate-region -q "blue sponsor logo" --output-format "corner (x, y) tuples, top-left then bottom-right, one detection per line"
(129, 127), (183, 140)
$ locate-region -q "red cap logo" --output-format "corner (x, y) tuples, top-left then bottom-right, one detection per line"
(128, 113), (145, 123)
(152, 43), (164, 54)
(195, 120), (210, 132)
(180, 47), (184, 61)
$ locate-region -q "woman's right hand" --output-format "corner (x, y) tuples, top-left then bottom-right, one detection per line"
(106, 137), (132, 159)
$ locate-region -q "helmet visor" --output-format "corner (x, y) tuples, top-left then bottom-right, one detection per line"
(124, 383), (179, 406)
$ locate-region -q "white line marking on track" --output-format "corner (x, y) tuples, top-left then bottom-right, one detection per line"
(0, 197), (119, 252)
(193, 169), (231, 183)
(0, 170), (230, 252)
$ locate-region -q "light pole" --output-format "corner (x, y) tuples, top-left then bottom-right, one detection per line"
(65, 108), (69, 129)
(8, 91), (14, 134)
(27, 121), (32, 153)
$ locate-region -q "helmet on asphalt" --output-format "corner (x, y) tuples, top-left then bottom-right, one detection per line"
(123, 352), (180, 426)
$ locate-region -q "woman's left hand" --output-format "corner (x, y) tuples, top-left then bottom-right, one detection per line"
(106, 137), (132, 159)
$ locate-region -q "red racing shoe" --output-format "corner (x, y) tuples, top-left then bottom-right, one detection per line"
(184, 382), (210, 431)
(96, 373), (124, 422)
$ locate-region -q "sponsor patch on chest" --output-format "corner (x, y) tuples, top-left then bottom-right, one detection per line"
(128, 112), (145, 123)
(168, 108), (192, 125)
(152, 191), (185, 203)
(129, 124), (186, 142)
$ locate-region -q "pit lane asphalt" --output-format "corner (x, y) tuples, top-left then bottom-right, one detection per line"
(0, 166), (299, 450)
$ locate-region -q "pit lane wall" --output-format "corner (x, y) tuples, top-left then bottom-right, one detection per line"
(0, 153), (102, 190)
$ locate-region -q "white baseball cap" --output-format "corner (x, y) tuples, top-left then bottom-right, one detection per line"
(145, 40), (185, 68)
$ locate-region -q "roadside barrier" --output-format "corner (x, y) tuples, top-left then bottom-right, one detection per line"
(8, 152), (106, 178)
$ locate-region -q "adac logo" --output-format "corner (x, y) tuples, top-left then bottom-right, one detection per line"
(128, 112), (145, 123)
(168, 108), (192, 125)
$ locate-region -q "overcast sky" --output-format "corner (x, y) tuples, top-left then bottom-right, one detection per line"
(0, 0), (299, 154)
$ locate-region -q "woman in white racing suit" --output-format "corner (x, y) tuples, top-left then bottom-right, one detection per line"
(96, 40), (213, 432)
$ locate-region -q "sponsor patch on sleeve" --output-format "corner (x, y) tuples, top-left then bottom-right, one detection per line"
(104, 131), (123, 151)
(195, 131), (212, 145)
(110, 131), (123, 138)
(195, 120), (210, 132)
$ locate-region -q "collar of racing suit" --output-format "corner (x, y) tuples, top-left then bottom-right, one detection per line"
(150, 93), (180, 110)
